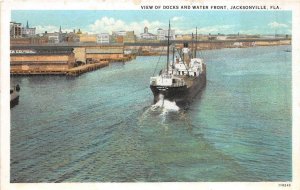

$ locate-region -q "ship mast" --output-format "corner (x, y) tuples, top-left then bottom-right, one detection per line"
(191, 33), (194, 59)
(172, 46), (175, 72)
(195, 27), (198, 58)
(167, 20), (170, 73)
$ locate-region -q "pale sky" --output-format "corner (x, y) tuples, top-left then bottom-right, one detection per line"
(11, 10), (292, 35)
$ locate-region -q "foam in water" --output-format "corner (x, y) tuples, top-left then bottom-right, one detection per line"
(138, 94), (179, 126)
(151, 94), (180, 113)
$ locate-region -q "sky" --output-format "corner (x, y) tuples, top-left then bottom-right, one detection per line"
(11, 10), (292, 35)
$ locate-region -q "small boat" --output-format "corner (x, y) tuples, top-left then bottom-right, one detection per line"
(10, 84), (20, 108)
(150, 22), (206, 107)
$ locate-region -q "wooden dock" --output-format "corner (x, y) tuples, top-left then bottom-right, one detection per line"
(96, 55), (136, 62)
(66, 61), (109, 76)
(11, 61), (109, 76)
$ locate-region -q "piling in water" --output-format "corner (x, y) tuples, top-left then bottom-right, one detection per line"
(66, 61), (109, 76)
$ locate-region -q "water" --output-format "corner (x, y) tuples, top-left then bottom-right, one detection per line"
(10, 45), (292, 182)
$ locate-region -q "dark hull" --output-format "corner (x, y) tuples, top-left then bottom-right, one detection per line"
(10, 95), (19, 108)
(150, 72), (206, 107)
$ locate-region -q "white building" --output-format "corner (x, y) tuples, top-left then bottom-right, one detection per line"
(21, 21), (36, 37)
(97, 33), (110, 44)
(216, 36), (227, 40)
(233, 42), (243, 47)
(112, 31), (127, 36)
(47, 33), (61, 43)
(157, 28), (175, 40)
(43, 26), (64, 43)
(140, 26), (157, 40)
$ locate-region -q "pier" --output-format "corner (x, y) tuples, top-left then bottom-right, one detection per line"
(10, 44), (136, 76)
(11, 61), (110, 76)
(66, 61), (109, 76)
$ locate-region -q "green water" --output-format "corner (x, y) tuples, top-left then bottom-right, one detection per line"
(10, 45), (291, 182)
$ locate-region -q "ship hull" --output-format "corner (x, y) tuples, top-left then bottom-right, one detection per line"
(150, 72), (206, 107)
(10, 95), (19, 108)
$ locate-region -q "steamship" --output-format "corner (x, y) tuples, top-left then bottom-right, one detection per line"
(150, 22), (206, 107)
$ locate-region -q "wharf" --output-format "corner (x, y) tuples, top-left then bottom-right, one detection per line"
(97, 55), (136, 62)
(11, 61), (109, 76)
(10, 44), (136, 77)
(67, 61), (109, 76)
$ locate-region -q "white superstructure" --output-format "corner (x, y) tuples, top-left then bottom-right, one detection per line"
(150, 46), (205, 87)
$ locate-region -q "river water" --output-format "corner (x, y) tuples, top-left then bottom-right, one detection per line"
(10, 45), (292, 182)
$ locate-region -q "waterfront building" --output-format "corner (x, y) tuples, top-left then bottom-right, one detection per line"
(157, 28), (175, 40)
(30, 36), (48, 44)
(233, 42), (243, 47)
(43, 32), (62, 43)
(43, 26), (70, 43)
(112, 31), (136, 43)
(10, 36), (48, 45)
(65, 32), (80, 43)
(216, 35), (227, 40)
(97, 33), (110, 44)
(208, 35), (217, 40)
(85, 45), (124, 63)
(175, 34), (192, 40)
(79, 34), (97, 43)
(176, 34), (207, 41)
(199, 35), (209, 40)
(10, 22), (22, 38)
(10, 38), (31, 45)
(140, 26), (157, 40)
(115, 36), (124, 43)
(112, 31), (127, 37)
(10, 46), (76, 73)
(123, 31), (136, 43)
(21, 21), (36, 37)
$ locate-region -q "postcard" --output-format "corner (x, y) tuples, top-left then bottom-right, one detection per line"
(1, 0), (300, 189)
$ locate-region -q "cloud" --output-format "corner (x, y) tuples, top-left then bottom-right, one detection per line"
(35, 18), (234, 35)
(172, 16), (184, 22)
(34, 25), (74, 34)
(90, 16), (233, 35)
(194, 25), (234, 34)
(268, 22), (288, 29)
(88, 17), (164, 34)
(35, 25), (59, 33)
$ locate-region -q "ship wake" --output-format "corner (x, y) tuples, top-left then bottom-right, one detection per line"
(151, 94), (179, 113)
(137, 94), (180, 129)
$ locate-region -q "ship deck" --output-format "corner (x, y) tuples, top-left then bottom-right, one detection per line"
(177, 75), (197, 88)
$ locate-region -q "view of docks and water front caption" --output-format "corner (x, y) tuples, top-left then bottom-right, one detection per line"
(10, 11), (291, 182)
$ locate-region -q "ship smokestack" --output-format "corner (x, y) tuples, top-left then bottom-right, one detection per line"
(182, 42), (191, 66)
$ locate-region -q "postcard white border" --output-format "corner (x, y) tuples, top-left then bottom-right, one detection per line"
(1, 0), (300, 190)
